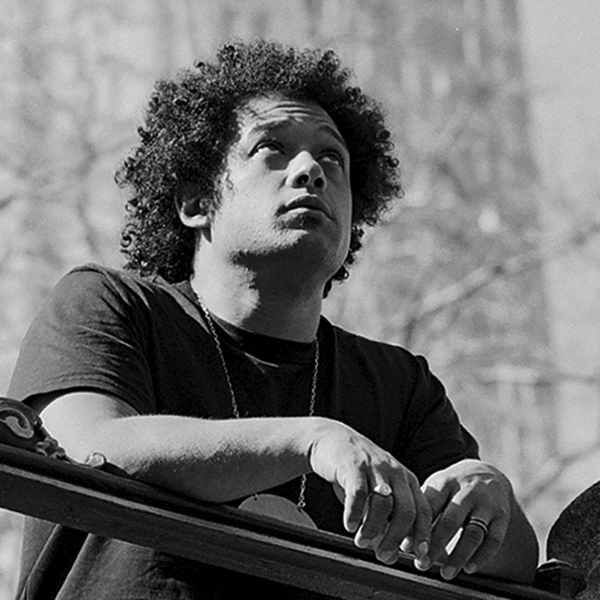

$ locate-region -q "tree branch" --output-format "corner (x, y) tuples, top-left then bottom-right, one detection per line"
(521, 440), (600, 507)
(404, 219), (600, 332)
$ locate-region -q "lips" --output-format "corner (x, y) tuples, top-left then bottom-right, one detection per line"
(283, 194), (332, 219)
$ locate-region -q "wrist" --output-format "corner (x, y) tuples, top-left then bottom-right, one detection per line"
(301, 416), (341, 474)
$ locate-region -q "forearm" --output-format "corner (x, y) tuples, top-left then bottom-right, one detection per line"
(38, 391), (325, 502)
(93, 415), (324, 501)
(37, 390), (433, 566)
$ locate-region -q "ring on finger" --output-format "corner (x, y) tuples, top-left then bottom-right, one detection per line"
(466, 516), (489, 536)
(371, 482), (393, 497)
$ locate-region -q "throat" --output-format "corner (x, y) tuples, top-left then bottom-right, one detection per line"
(189, 275), (322, 343)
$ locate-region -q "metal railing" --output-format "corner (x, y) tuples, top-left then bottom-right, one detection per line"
(0, 398), (576, 600)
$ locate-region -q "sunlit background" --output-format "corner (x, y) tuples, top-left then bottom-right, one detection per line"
(1, 1), (599, 597)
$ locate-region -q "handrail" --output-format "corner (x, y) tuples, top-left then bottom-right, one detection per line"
(0, 398), (575, 599)
(0, 442), (566, 600)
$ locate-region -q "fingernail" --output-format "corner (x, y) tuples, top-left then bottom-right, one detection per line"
(464, 562), (477, 574)
(414, 556), (430, 571)
(441, 566), (456, 580)
(379, 550), (395, 563)
(416, 541), (429, 558)
(347, 520), (359, 533)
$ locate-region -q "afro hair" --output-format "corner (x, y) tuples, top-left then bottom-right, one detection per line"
(116, 39), (402, 290)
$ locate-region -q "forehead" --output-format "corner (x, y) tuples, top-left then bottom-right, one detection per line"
(237, 97), (347, 148)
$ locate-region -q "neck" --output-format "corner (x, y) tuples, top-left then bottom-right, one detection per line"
(190, 257), (324, 343)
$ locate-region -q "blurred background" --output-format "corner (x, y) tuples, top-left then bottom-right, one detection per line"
(1, 0), (599, 596)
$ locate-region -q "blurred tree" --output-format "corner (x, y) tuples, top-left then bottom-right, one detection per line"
(1, 2), (599, 596)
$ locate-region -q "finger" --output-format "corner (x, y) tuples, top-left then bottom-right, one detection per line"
(355, 482), (394, 550)
(371, 483), (417, 564)
(342, 472), (370, 533)
(426, 501), (469, 566)
(400, 477), (432, 562)
(375, 476), (432, 565)
(463, 517), (508, 574)
(439, 515), (492, 579)
(422, 479), (451, 521)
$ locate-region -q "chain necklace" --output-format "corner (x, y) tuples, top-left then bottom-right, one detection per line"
(197, 296), (319, 527)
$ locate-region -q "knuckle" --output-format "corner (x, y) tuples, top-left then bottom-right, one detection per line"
(402, 469), (419, 486)
(347, 479), (369, 503)
(360, 521), (380, 538)
(352, 487), (369, 504)
(393, 502), (416, 523)
(421, 502), (433, 521)
(463, 525), (486, 541)
(440, 512), (463, 532)
(484, 532), (503, 552)
(369, 496), (394, 520)
(495, 505), (509, 522)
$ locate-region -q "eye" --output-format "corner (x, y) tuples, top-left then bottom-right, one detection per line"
(252, 139), (283, 154)
(320, 149), (345, 169)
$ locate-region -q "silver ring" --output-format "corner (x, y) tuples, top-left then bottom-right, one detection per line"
(371, 482), (393, 497)
(467, 516), (489, 536)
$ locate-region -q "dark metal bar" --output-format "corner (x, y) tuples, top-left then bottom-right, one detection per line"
(0, 443), (564, 600)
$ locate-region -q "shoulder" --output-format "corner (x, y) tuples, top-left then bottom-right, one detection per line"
(325, 319), (428, 379)
(57, 264), (159, 298)
(323, 320), (451, 410)
(51, 264), (188, 313)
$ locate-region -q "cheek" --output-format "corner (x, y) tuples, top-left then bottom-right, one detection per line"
(337, 203), (353, 255)
(341, 196), (353, 249)
(343, 190), (353, 227)
(233, 170), (280, 204)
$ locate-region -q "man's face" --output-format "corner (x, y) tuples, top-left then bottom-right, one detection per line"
(207, 96), (352, 286)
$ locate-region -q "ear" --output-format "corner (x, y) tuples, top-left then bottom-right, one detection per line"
(175, 183), (211, 230)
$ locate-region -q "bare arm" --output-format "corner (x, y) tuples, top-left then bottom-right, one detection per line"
(37, 391), (317, 502)
(34, 390), (431, 565)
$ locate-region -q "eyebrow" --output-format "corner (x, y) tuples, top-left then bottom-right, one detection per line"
(247, 120), (349, 152)
(318, 124), (349, 152)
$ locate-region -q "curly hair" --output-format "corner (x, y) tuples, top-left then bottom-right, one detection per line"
(116, 40), (402, 291)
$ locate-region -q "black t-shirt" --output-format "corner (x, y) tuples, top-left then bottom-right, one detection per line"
(9, 264), (479, 600)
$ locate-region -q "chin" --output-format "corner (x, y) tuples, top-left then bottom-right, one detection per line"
(243, 228), (347, 275)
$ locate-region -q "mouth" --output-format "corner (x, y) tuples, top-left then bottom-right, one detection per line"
(283, 195), (332, 219)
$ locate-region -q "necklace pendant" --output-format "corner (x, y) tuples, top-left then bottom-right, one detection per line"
(238, 493), (317, 529)
(197, 296), (320, 527)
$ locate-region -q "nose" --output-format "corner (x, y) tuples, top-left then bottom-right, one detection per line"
(288, 152), (326, 191)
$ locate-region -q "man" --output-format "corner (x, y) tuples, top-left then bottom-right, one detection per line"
(10, 41), (538, 599)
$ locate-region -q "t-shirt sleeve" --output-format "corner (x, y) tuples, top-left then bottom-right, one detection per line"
(393, 354), (480, 483)
(8, 266), (155, 415)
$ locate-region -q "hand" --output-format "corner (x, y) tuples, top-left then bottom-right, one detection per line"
(417, 459), (512, 580)
(308, 420), (431, 565)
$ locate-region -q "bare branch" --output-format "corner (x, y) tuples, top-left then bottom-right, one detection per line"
(521, 441), (600, 507)
(404, 219), (600, 331)
(0, 195), (17, 212)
